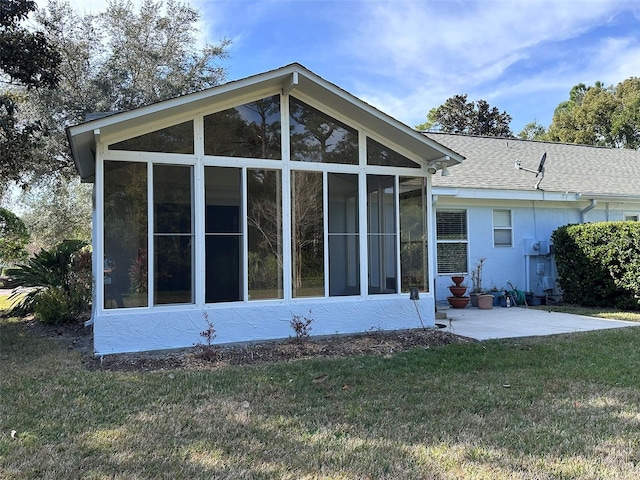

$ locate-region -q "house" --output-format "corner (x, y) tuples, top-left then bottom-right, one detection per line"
(67, 64), (463, 355)
(425, 133), (640, 301)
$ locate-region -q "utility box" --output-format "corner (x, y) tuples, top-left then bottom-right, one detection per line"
(523, 238), (550, 256)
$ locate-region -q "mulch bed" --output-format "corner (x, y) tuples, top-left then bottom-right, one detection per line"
(22, 318), (475, 372)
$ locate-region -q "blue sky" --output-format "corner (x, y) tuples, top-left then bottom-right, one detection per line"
(62, 0), (640, 133)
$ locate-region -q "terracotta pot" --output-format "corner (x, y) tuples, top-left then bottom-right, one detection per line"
(451, 276), (465, 286)
(447, 296), (469, 309)
(477, 294), (493, 310)
(448, 285), (468, 297)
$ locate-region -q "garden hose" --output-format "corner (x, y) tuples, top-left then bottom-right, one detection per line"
(509, 289), (526, 305)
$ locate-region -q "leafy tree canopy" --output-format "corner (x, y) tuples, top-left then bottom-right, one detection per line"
(5, 0), (230, 191)
(416, 94), (513, 137)
(0, 206), (29, 264)
(518, 120), (548, 141)
(547, 78), (640, 148)
(1, 0), (61, 190)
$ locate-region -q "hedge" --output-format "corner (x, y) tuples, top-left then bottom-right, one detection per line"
(551, 221), (640, 309)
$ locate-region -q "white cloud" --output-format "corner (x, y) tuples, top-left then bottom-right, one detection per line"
(342, 0), (640, 130)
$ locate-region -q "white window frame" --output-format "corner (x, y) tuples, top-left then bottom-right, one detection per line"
(435, 209), (468, 274)
(493, 209), (513, 247)
(623, 212), (639, 221)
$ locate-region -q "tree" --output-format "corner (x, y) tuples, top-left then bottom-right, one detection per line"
(548, 79), (640, 148)
(0, 0), (61, 189)
(16, 0), (230, 184)
(518, 120), (548, 141)
(20, 177), (91, 251)
(0, 206), (29, 265)
(416, 94), (513, 137)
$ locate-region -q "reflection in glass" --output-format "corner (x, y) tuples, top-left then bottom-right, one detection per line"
(204, 95), (281, 159)
(153, 165), (193, 305)
(104, 161), (148, 308)
(291, 171), (324, 297)
(205, 167), (242, 303)
(247, 169), (283, 299)
(367, 137), (420, 168)
(328, 173), (359, 296)
(367, 175), (397, 294)
(289, 97), (358, 164)
(109, 121), (194, 154)
(400, 177), (428, 292)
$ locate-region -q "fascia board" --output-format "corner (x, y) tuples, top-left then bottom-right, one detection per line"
(432, 187), (584, 202)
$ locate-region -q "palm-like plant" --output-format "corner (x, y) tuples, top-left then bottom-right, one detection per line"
(8, 240), (91, 323)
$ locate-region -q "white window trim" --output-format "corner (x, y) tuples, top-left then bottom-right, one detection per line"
(492, 208), (513, 248)
(435, 209), (468, 275)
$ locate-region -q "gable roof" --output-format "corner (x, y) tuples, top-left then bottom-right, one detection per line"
(67, 63), (463, 182)
(426, 133), (640, 200)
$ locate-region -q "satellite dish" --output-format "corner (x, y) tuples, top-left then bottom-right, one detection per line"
(537, 152), (546, 173)
(514, 152), (547, 190)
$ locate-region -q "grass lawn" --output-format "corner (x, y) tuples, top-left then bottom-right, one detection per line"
(536, 304), (640, 322)
(3, 309), (640, 478)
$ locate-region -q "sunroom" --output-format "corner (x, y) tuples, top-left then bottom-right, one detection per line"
(68, 64), (462, 354)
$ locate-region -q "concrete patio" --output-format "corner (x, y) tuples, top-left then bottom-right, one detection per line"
(435, 303), (640, 340)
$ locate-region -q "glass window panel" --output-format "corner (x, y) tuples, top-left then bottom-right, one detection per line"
(494, 229), (512, 247)
(328, 173), (359, 296)
(154, 165), (193, 234)
(367, 175), (397, 294)
(205, 236), (241, 303)
(153, 165), (193, 305)
(436, 210), (467, 240)
(289, 97), (358, 164)
(109, 121), (194, 154)
(204, 95), (281, 159)
(367, 137), (420, 168)
(154, 236), (193, 304)
(400, 177), (428, 293)
(104, 161), (148, 308)
(493, 209), (511, 228)
(291, 171), (324, 297)
(205, 167), (242, 303)
(247, 169), (283, 300)
(437, 243), (468, 274)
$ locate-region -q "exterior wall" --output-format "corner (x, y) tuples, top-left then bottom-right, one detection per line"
(433, 196), (640, 302)
(94, 296), (434, 355)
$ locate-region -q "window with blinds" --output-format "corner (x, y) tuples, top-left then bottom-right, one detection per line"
(436, 210), (468, 274)
(493, 209), (512, 247)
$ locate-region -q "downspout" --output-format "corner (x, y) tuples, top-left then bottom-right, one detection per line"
(580, 199), (597, 223)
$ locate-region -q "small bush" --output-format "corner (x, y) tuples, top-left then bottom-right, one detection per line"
(194, 312), (218, 360)
(33, 287), (71, 324)
(290, 310), (313, 340)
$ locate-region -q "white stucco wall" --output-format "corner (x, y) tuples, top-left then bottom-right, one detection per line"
(93, 295), (435, 355)
(433, 196), (640, 301)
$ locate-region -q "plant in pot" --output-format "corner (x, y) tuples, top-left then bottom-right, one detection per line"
(490, 285), (503, 306)
(470, 257), (493, 308)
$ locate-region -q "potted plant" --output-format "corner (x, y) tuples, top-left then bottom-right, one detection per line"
(490, 285), (503, 306)
(470, 257), (487, 307)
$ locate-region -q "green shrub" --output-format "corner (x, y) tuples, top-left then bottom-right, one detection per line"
(32, 287), (71, 324)
(552, 221), (640, 309)
(8, 240), (92, 323)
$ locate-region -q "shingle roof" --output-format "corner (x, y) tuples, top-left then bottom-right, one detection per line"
(426, 133), (640, 198)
